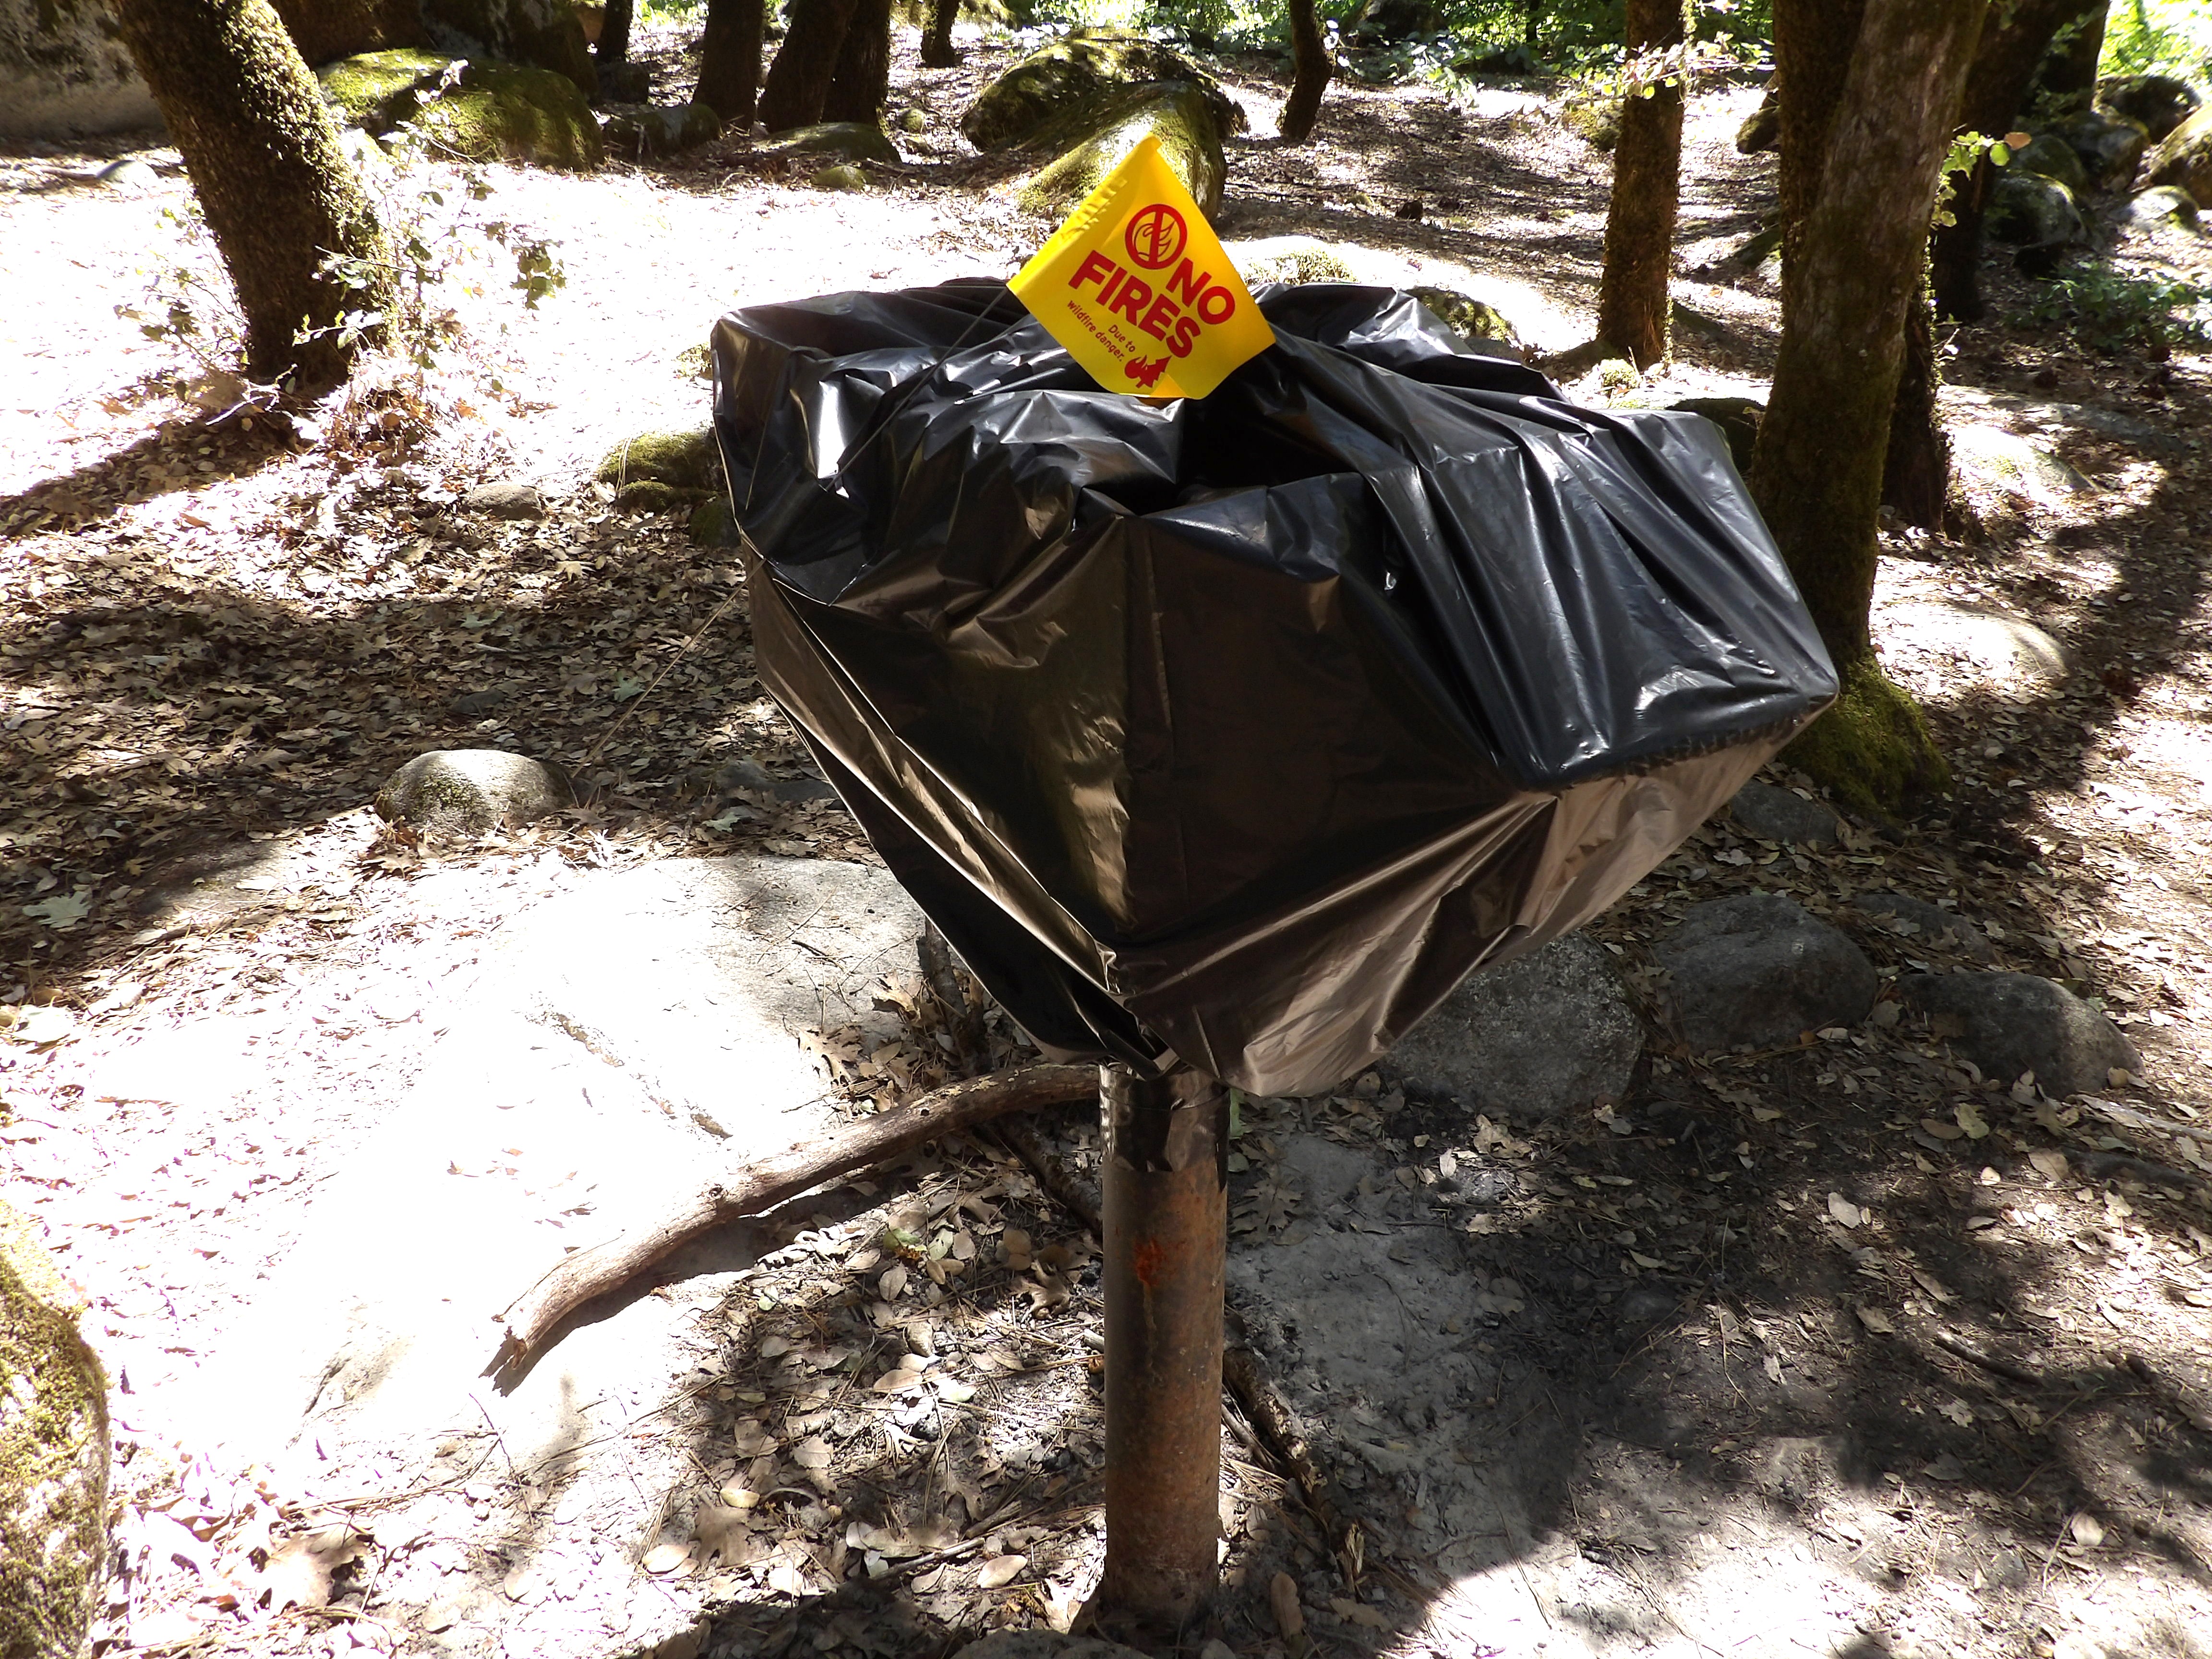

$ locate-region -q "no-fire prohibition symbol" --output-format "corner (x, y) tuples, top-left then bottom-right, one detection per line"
(1123, 203), (1187, 271)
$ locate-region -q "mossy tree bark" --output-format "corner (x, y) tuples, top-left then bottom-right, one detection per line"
(112, 0), (390, 390)
(596, 0), (634, 65)
(1931, 0), (2097, 321)
(921, 0), (960, 68)
(1280, 0), (1331, 143)
(1595, 0), (1687, 367)
(758, 0), (862, 132)
(822, 0), (893, 124)
(1751, 0), (1988, 814)
(696, 0), (766, 124)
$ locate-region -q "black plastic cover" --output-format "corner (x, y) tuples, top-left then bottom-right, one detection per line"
(711, 281), (1836, 1097)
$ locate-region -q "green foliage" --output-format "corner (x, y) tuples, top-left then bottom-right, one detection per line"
(1933, 129), (2013, 228)
(117, 116), (566, 395)
(313, 117), (567, 375)
(2021, 258), (2212, 353)
(2102, 0), (2212, 83)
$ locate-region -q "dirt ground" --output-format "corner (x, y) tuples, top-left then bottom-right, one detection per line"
(4, 19), (2211, 1659)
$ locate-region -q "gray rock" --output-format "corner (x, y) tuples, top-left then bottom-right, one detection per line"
(597, 58), (650, 103)
(168, 857), (931, 1631)
(1658, 894), (1876, 1051)
(2125, 184), (2200, 228)
(375, 749), (571, 833)
(460, 479), (547, 519)
(2051, 109), (2149, 191)
(1987, 170), (2087, 248)
(1897, 972), (2141, 1096)
(599, 100), (721, 158)
(2100, 72), (2200, 143)
(2011, 131), (2090, 197)
(0, 0), (162, 138)
(1728, 781), (1840, 846)
(757, 119), (899, 165)
(2144, 105), (2212, 205)
(952, 1637), (1152, 1659)
(1385, 935), (1642, 1120)
(1880, 600), (2071, 689)
(1851, 891), (1994, 962)
(0, 1198), (108, 1659)
(94, 156), (157, 190)
(1948, 425), (2095, 507)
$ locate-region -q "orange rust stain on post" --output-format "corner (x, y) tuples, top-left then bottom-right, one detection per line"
(1132, 1237), (1165, 1288)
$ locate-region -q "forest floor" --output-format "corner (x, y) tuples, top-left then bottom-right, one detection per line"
(3, 19), (2212, 1659)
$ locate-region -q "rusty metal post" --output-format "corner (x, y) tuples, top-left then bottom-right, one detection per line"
(1094, 1062), (1229, 1640)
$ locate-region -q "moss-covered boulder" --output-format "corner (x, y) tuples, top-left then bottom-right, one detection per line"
(1409, 285), (1520, 349)
(1735, 91), (1779, 155)
(600, 100), (722, 159)
(2011, 131), (2090, 197)
(1987, 169), (2086, 247)
(422, 59), (600, 167)
(2145, 105), (2212, 206)
(2051, 109), (2148, 191)
(689, 495), (741, 547)
(961, 29), (1244, 153)
(2098, 72), (2200, 144)
(319, 49), (601, 167)
(421, 0), (594, 97)
(317, 46), (456, 130)
(811, 162), (868, 191)
(2123, 183), (2199, 229)
(1562, 91), (1620, 152)
(1016, 81), (1227, 219)
(596, 427), (721, 491)
(757, 120), (900, 165)
(0, 1198), (108, 1659)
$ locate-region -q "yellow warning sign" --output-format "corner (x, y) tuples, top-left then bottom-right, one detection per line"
(1009, 134), (1274, 400)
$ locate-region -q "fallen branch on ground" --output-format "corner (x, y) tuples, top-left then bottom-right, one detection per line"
(489, 1064), (1098, 1378)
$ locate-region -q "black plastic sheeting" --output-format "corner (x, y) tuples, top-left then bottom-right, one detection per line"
(711, 280), (1837, 1098)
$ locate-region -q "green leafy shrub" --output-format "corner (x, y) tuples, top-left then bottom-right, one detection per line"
(2022, 259), (2212, 353)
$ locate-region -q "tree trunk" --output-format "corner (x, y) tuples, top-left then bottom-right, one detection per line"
(596, 0), (634, 63)
(1280, 0), (1331, 143)
(1523, 0), (1541, 50)
(1596, 0), (1687, 368)
(1881, 284), (1950, 529)
(1771, 0), (1866, 301)
(696, 0), (767, 124)
(757, 0), (862, 133)
(1931, 0), (2096, 320)
(111, 0), (388, 390)
(920, 0), (959, 67)
(1751, 0), (1986, 815)
(822, 0), (892, 124)
(2039, 0), (2106, 106)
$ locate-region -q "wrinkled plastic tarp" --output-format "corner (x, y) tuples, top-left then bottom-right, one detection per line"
(711, 280), (1836, 1097)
